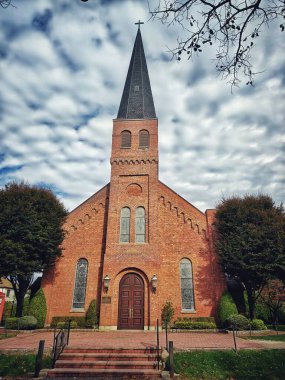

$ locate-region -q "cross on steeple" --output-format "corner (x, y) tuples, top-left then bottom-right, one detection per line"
(135, 20), (144, 29)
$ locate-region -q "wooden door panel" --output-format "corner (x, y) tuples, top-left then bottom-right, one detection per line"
(118, 273), (144, 330)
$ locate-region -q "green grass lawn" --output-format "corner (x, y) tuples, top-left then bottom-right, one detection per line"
(246, 334), (285, 342)
(171, 350), (285, 380)
(0, 354), (52, 376)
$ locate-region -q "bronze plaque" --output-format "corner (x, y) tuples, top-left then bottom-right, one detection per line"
(102, 296), (111, 304)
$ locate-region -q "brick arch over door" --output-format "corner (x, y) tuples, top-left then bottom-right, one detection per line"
(118, 273), (144, 330)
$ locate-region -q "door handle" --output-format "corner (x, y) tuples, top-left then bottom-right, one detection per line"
(129, 308), (131, 318)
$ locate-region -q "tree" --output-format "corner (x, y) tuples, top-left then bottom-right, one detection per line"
(0, 0), (13, 8)
(150, 1), (285, 87)
(0, 182), (67, 317)
(214, 194), (285, 320)
(260, 280), (285, 327)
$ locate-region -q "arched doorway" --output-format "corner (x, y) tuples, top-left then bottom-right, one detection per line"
(118, 273), (144, 330)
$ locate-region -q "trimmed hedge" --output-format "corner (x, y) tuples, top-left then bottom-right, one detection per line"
(85, 299), (98, 328)
(5, 316), (37, 330)
(51, 316), (86, 328)
(176, 317), (215, 323)
(251, 319), (267, 330)
(28, 288), (47, 328)
(217, 291), (238, 327)
(173, 321), (217, 330)
(5, 317), (19, 329)
(57, 321), (77, 329)
(226, 314), (250, 330)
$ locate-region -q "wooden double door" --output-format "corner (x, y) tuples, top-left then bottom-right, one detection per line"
(118, 273), (144, 330)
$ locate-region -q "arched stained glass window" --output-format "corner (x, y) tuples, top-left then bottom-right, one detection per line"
(136, 207), (145, 243)
(180, 258), (195, 310)
(120, 207), (131, 242)
(139, 130), (149, 148)
(121, 130), (131, 148)
(72, 258), (88, 309)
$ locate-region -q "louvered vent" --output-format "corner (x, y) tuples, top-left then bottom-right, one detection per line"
(139, 130), (149, 148)
(121, 130), (131, 148)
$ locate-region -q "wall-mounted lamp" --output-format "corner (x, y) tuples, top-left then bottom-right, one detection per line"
(103, 274), (110, 292)
(151, 275), (158, 292)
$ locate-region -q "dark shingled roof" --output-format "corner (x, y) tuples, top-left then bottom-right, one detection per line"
(117, 29), (156, 119)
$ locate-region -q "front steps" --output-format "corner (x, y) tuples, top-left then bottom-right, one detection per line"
(47, 347), (162, 379)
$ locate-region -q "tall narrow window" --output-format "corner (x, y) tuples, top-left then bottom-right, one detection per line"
(139, 130), (149, 148)
(136, 207), (145, 243)
(72, 258), (88, 309)
(120, 207), (131, 242)
(180, 258), (194, 310)
(121, 130), (131, 148)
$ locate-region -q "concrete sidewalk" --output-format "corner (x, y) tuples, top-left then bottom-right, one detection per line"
(1, 330), (284, 353)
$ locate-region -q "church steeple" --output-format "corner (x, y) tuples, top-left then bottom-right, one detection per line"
(117, 27), (156, 119)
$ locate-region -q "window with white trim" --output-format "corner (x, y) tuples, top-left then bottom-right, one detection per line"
(135, 207), (145, 243)
(180, 258), (195, 310)
(72, 258), (88, 309)
(120, 207), (131, 242)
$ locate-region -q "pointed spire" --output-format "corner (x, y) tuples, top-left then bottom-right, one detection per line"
(117, 28), (156, 119)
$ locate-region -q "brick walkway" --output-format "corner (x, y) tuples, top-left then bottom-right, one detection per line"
(1, 330), (282, 352)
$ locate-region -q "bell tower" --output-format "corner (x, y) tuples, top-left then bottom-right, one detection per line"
(110, 26), (158, 179)
(100, 25), (161, 330)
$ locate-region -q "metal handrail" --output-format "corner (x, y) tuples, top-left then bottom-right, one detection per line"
(156, 319), (160, 370)
(52, 320), (71, 368)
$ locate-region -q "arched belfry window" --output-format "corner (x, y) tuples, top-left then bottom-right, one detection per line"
(139, 130), (149, 148)
(121, 130), (131, 148)
(136, 207), (145, 243)
(180, 258), (195, 310)
(72, 258), (88, 309)
(120, 207), (131, 242)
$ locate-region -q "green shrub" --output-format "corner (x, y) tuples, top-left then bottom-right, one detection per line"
(85, 299), (98, 328)
(278, 305), (285, 324)
(255, 300), (270, 323)
(217, 291), (238, 327)
(57, 321), (77, 329)
(161, 301), (174, 329)
(18, 316), (37, 330)
(28, 288), (47, 328)
(250, 319), (267, 330)
(226, 314), (250, 330)
(3, 300), (16, 320)
(22, 297), (30, 316)
(173, 321), (217, 329)
(51, 316), (86, 328)
(5, 317), (20, 329)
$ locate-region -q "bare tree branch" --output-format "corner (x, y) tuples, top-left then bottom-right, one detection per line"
(149, 0), (285, 87)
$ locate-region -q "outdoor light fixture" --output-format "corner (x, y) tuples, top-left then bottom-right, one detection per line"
(103, 274), (110, 292)
(151, 275), (158, 291)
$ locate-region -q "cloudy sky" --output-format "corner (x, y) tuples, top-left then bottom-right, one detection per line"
(0, 0), (284, 213)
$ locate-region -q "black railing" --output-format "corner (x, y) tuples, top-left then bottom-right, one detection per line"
(52, 319), (71, 368)
(156, 318), (160, 370)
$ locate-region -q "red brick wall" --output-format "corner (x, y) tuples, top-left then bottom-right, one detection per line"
(42, 185), (109, 324)
(42, 117), (226, 328)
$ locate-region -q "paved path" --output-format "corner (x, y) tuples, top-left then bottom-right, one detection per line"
(1, 330), (283, 352)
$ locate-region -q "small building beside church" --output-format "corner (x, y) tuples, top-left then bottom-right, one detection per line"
(42, 28), (225, 330)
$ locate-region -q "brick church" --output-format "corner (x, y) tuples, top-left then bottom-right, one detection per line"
(42, 27), (225, 330)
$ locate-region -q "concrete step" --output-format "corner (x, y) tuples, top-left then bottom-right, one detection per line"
(64, 347), (160, 354)
(55, 360), (156, 369)
(59, 352), (158, 362)
(47, 367), (162, 378)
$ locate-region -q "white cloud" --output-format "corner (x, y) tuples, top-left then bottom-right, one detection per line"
(0, 0), (284, 213)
